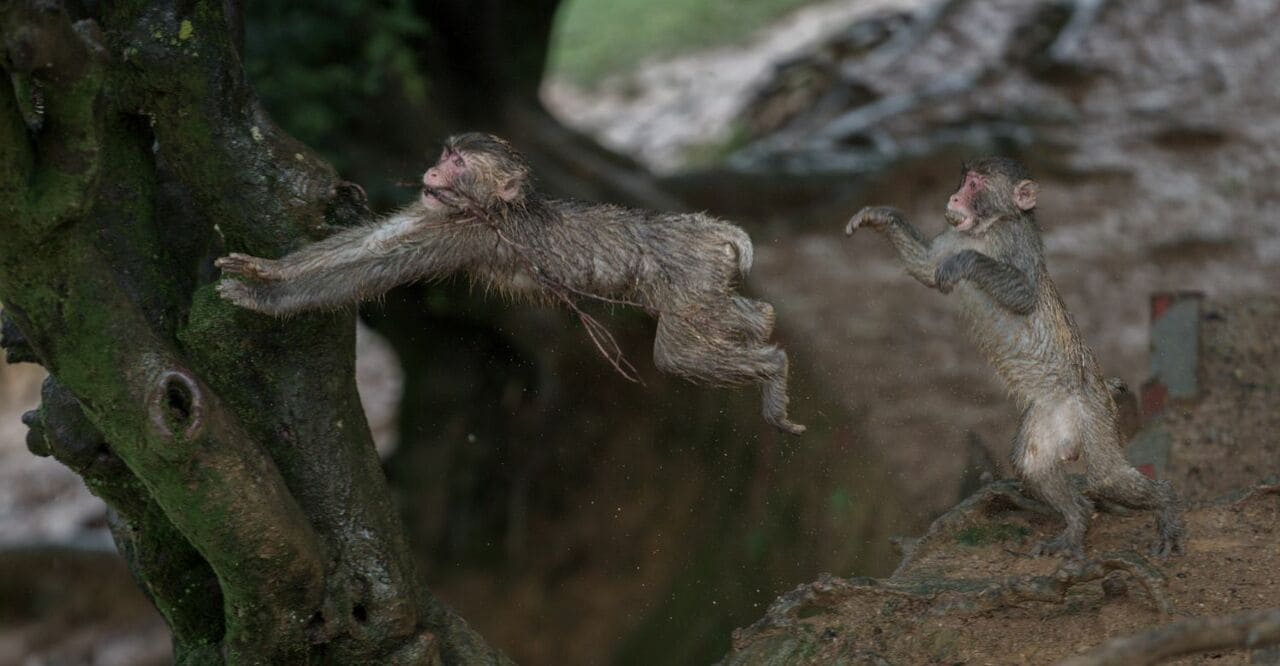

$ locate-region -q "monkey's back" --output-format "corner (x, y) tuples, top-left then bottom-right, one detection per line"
(534, 200), (752, 307)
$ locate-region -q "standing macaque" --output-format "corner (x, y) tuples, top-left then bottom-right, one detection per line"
(845, 157), (1182, 557)
(216, 133), (804, 434)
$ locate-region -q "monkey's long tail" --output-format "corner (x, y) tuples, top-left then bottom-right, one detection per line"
(727, 228), (754, 277)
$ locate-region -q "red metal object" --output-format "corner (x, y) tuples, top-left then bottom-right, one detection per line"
(1141, 379), (1169, 419)
(1150, 293), (1173, 321)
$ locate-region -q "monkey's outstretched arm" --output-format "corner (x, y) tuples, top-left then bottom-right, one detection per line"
(936, 250), (1037, 315)
(216, 211), (478, 315)
(846, 206), (942, 286)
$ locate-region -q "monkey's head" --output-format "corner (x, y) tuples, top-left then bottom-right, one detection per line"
(945, 157), (1039, 234)
(421, 132), (533, 213)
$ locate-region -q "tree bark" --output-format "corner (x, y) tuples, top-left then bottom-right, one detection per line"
(0, 1), (507, 662)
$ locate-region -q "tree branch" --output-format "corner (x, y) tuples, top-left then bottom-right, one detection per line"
(1232, 481), (1280, 508)
(1058, 608), (1280, 666)
(26, 377), (225, 659)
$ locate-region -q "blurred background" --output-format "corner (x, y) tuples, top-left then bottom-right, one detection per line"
(2, 0), (1277, 663)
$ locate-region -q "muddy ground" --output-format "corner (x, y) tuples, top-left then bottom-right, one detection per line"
(725, 492), (1280, 665)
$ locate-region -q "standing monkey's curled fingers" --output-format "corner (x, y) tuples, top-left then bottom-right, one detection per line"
(844, 206), (903, 235)
(215, 133), (805, 435)
(844, 157), (1183, 557)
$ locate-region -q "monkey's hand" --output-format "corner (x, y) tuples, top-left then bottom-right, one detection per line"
(216, 278), (264, 311)
(935, 250), (979, 294)
(215, 253), (280, 282)
(844, 206), (903, 236)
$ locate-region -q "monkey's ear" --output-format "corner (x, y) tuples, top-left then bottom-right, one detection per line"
(497, 176), (524, 203)
(1014, 179), (1039, 211)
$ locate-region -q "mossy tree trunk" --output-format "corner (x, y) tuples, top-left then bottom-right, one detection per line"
(0, 1), (507, 663)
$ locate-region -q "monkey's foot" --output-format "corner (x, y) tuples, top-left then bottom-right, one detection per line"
(1030, 534), (1085, 560)
(1150, 533), (1184, 559)
(215, 252), (276, 280)
(771, 419), (807, 436)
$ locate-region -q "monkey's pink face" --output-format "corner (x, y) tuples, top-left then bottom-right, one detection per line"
(421, 148), (467, 209)
(946, 171), (985, 232)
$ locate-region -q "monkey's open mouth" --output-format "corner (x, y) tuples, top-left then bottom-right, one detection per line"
(945, 208), (976, 232)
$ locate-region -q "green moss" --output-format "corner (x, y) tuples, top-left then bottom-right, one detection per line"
(954, 522), (1031, 547)
(24, 71), (103, 233)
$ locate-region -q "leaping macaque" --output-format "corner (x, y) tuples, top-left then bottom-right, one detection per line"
(845, 157), (1182, 557)
(216, 133), (804, 434)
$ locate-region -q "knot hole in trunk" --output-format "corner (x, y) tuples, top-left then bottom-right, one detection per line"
(148, 369), (206, 440)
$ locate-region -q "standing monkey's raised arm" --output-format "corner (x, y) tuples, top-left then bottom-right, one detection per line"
(845, 206), (945, 287)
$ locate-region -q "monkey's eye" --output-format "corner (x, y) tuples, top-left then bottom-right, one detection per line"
(453, 156), (464, 168)
(968, 180), (977, 190)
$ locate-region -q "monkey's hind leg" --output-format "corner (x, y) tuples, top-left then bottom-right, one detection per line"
(1085, 443), (1185, 557)
(729, 297), (775, 342)
(1014, 406), (1092, 559)
(1023, 465), (1092, 558)
(759, 345), (805, 435)
(653, 313), (804, 435)
(725, 300), (801, 434)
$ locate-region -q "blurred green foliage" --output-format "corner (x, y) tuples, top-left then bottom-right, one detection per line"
(245, 0), (428, 172)
(548, 0), (824, 86)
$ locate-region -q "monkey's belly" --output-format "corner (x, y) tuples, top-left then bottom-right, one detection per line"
(1017, 398), (1087, 473)
(475, 266), (542, 294)
(966, 306), (1082, 401)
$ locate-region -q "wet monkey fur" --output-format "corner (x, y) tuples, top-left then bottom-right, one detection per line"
(216, 133), (805, 434)
(845, 157), (1183, 557)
